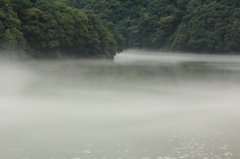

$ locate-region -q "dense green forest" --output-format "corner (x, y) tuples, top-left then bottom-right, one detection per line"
(60, 0), (240, 53)
(1, 0), (240, 59)
(0, 0), (123, 59)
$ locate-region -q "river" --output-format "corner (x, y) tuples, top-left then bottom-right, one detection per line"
(1, 50), (240, 159)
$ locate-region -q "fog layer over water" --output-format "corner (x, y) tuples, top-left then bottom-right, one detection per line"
(1, 50), (240, 159)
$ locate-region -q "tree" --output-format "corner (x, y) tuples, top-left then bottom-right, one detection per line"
(0, 0), (26, 57)
(172, 0), (240, 53)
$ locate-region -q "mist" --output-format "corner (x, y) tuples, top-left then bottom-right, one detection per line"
(1, 50), (240, 159)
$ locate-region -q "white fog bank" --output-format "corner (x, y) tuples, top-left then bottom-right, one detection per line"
(1, 50), (240, 159)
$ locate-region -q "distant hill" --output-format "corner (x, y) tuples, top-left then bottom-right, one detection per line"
(60, 0), (240, 54)
(1, 0), (123, 59)
(1, 0), (240, 59)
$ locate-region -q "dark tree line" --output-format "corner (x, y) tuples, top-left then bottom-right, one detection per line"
(1, 0), (240, 59)
(0, 0), (123, 59)
(59, 0), (240, 54)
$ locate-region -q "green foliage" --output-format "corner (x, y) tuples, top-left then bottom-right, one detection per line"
(2, 0), (240, 58)
(10, 0), (32, 18)
(0, 0), (26, 56)
(62, 0), (183, 49)
(172, 0), (240, 53)
(59, 0), (240, 54)
(0, 0), (121, 59)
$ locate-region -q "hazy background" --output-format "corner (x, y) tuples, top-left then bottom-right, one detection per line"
(1, 50), (240, 159)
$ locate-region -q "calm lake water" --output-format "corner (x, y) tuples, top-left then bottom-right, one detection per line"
(1, 50), (240, 159)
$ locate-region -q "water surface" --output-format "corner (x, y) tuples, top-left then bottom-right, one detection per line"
(1, 50), (240, 159)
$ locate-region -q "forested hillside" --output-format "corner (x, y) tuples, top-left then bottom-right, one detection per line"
(59, 0), (240, 54)
(1, 0), (240, 59)
(0, 0), (123, 59)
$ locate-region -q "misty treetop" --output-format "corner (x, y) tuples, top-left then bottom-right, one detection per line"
(1, 0), (240, 59)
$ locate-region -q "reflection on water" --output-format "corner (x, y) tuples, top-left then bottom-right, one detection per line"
(1, 50), (240, 159)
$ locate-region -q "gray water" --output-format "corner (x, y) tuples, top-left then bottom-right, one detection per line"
(1, 50), (240, 159)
